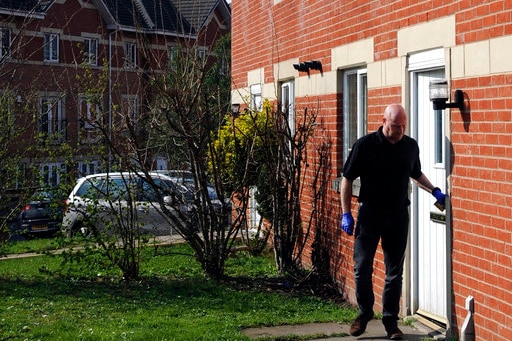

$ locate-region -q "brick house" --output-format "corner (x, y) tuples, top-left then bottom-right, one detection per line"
(231, 1), (511, 339)
(0, 0), (230, 188)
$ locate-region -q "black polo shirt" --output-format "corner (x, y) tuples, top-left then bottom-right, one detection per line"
(343, 126), (422, 209)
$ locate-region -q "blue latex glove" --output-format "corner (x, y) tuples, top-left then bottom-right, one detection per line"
(432, 187), (446, 206)
(341, 212), (354, 236)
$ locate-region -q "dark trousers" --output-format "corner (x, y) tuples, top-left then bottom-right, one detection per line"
(353, 203), (409, 324)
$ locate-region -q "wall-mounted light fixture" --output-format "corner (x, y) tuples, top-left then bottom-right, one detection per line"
(231, 103), (240, 117)
(304, 60), (322, 71)
(293, 62), (309, 72)
(429, 79), (464, 111)
(293, 60), (322, 73)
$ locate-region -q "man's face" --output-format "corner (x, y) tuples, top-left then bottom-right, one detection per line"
(382, 110), (406, 144)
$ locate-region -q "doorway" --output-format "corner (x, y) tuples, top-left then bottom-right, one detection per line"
(409, 50), (448, 325)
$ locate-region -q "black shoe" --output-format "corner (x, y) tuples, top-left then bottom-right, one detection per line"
(349, 314), (372, 336)
(385, 324), (404, 340)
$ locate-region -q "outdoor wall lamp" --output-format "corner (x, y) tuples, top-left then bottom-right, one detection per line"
(293, 62), (309, 72)
(429, 79), (464, 111)
(304, 60), (322, 71)
(293, 60), (322, 73)
(231, 103), (240, 117)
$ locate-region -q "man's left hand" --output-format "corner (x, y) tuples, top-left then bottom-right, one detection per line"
(432, 187), (446, 206)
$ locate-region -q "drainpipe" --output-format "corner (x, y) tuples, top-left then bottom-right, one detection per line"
(461, 295), (475, 341)
(108, 29), (117, 172)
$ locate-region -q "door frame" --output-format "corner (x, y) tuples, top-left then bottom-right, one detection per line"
(406, 48), (452, 328)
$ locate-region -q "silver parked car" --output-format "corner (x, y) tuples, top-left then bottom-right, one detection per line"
(62, 172), (193, 237)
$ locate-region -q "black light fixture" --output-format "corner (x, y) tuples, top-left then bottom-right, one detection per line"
(293, 62), (309, 72)
(304, 60), (322, 71)
(429, 79), (464, 111)
(231, 103), (240, 117)
(293, 60), (323, 74)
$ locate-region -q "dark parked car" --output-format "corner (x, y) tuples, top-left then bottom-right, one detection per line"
(17, 190), (64, 237)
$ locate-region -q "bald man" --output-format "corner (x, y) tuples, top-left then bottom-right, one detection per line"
(340, 104), (446, 339)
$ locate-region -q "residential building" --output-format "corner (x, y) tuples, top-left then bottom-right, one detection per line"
(231, 1), (512, 339)
(0, 0), (230, 187)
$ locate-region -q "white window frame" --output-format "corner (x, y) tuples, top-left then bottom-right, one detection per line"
(39, 95), (63, 141)
(44, 33), (59, 62)
(83, 37), (98, 66)
(40, 162), (65, 186)
(198, 47), (208, 60)
(168, 45), (179, 63)
(280, 80), (295, 137)
(77, 160), (99, 177)
(250, 84), (262, 111)
(122, 95), (139, 126)
(0, 27), (11, 58)
(78, 95), (101, 142)
(343, 68), (367, 161)
(124, 42), (136, 68)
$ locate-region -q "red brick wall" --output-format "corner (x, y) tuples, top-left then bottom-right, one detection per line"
(450, 75), (512, 341)
(232, 1), (512, 339)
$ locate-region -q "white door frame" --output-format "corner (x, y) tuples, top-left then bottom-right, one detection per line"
(407, 48), (450, 326)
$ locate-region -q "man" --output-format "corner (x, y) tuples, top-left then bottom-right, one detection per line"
(340, 104), (446, 340)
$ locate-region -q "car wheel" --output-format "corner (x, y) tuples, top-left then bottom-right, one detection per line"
(69, 221), (95, 238)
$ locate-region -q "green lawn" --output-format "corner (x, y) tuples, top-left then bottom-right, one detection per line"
(0, 240), (357, 340)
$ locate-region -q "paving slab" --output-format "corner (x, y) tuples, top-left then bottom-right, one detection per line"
(243, 318), (441, 340)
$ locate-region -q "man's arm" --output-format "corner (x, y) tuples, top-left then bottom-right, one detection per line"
(340, 176), (355, 235)
(413, 173), (446, 210)
(412, 173), (436, 193)
(340, 176), (354, 213)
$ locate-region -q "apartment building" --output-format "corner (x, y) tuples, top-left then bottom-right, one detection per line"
(0, 0), (230, 187)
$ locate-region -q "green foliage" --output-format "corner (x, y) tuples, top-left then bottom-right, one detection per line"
(210, 100), (276, 220)
(0, 91), (24, 243)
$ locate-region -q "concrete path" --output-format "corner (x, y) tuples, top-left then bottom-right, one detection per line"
(243, 318), (443, 340)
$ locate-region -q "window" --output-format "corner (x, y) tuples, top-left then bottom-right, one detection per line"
(40, 163), (65, 186)
(198, 47), (207, 60)
(124, 42), (136, 68)
(44, 33), (59, 62)
(168, 45), (179, 63)
(219, 56), (229, 75)
(280, 81), (295, 136)
(343, 68), (367, 161)
(434, 109), (444, 164)
(0, 91), (15, 138)
(39, 96), (63, 141)
(78, 161), (99, 177)
(122, 95), (139, 127)
(78, 96), (101, 141)
(0, 28), (11, 58)
(83, 38), (98, 65)
(250, 84), (262, 111)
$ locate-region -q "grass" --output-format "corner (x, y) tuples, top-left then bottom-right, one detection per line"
(0, 239), (357, 340)
(0, 235), (78, 255)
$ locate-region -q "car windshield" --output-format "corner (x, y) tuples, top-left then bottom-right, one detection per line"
(30, 191), (54, 201)
(76, 177), (135, 201)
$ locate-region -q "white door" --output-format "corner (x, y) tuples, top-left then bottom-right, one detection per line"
(410, 68), (448, 325)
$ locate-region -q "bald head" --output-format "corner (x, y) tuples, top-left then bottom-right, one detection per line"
(382, 104), (407, 144)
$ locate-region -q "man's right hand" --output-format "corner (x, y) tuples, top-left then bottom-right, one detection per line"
(341, 212), (354, 236)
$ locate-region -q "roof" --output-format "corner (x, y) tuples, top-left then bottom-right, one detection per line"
(95, 0), (229, 36)
(172, 0), (219, 32)
(0, 0), (229, 37)
(0, 0), (54, 17)
(96, 0), (193, 35)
